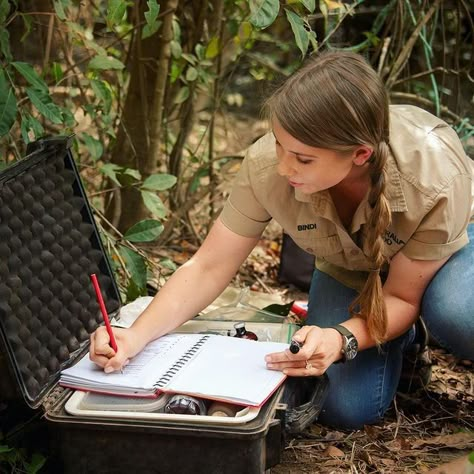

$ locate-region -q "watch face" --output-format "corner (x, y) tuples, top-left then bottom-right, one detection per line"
(345, 337), (358, 360)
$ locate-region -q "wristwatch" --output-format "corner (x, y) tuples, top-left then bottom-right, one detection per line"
(330, 324), (358, 362)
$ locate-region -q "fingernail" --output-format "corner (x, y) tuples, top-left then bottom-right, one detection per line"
(104, 366), (113, 373)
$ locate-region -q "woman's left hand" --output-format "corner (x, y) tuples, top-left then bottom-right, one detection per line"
(265, 325), (344, 376)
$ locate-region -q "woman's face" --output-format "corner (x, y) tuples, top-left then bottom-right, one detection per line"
(273, 119), (358, 195)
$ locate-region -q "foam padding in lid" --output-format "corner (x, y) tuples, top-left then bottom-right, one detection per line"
(0, 136), (121, 408)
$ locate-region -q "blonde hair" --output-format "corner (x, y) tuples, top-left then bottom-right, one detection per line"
(265, 51), (391, 343)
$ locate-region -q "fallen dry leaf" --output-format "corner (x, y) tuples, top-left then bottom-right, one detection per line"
(412, 432), (474, 450)
(323, 445), (345, 457)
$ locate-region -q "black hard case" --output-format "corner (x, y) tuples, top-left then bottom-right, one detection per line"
(0, 137), (287, 474)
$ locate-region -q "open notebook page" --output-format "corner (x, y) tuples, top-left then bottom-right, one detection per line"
(167, 336), (288, 405)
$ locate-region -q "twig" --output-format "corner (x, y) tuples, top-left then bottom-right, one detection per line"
(377, 37), (391, 75)
(385, 0), (442, 90)
(390, 92), (474, 128)
(393, 67), (463, 86)
(43, 14), (55, 72)
(393, 396), (401, 440)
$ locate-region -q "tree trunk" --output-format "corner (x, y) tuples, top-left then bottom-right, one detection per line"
(107, 0), (178, 232)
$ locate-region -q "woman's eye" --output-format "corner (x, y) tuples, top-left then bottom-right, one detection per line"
(296, 157), (312, 165)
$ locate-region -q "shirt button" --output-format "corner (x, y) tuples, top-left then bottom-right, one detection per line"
(350, 249), (359, 256)
(306, 248), (313, 253)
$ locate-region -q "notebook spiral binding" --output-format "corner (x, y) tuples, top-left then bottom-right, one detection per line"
(153, 335), (210, 389)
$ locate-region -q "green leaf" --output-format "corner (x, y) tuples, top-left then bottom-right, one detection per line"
(100, 163), (122, 186)
(174, 86), (189, 104)
(107, 0), (127, 27)
(262, 301), (295, 316)
(189, 167), (208, 194)
(81, 133), (103, 160)
(25, 452), (47, 474)
(469, 451), (474, 464)
(0, 0), (10, 23)
(88, 55), (125, 71)
(26, 87), (63, 124)
(160, 258), (177, 271)
(249, 0), (280, 30)
(53, 0), (68, 20)
(285, 9), (309, 58)
(142, 0), (160, 39)
(119, 246), (147, 295)
(51, 62), (63, 83)
(0, 27), (11, 61)
(12, 62), (48, 92)
(205, 37), (220, 59)
(83, 38), (107, 57)
(170, 40), (182, 59)
(195, 43), (205, 60)
(301, 0), (316, 13)
(20, 14), (32, 43)
(0, 71), (17, 137)
(125, 278), (147, 301)
(20, 112), (44, 143)
(142, 173), (177, 191)
(141, 190), (167, 218)
(185, 66), (198, 82)
(0, 445), (13, 454)
(90, 79), (112, 114)
(60, 105), (76, 127)
(181, 53), (197, 65)
(122, 167), (141, 181)
(124, 219), (164, 242)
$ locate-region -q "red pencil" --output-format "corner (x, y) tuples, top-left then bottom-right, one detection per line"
(90, 273), (118, 353)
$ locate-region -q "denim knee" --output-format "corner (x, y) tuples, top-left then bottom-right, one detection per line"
(318, 387), (385, 430)
(317, 339), (405, 430)
(421, 233), (474, 361)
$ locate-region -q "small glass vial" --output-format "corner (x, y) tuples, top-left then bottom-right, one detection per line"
(233, 322), (258, 341)
(164, 394), (207, 415)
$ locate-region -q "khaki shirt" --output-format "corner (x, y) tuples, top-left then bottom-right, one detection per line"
(220, 105), (474, 290)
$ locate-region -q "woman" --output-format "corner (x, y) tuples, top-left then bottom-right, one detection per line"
(90, 51), (474, 430)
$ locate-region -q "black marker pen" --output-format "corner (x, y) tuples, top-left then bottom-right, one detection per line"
(289, 339), (303, 354)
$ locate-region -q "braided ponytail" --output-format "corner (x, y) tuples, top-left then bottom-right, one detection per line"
(349, 141), (391, 343)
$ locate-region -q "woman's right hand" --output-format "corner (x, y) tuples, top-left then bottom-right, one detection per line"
(89, 326), (145, 373)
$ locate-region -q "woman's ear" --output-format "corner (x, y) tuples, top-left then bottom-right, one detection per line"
(353, 145), (373, 166)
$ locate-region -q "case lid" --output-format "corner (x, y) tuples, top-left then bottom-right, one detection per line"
(0, 136), (121, 408)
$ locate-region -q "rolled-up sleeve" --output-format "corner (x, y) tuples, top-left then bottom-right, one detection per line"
(219, 154), (272, 237)
(402, 174), (472, 260)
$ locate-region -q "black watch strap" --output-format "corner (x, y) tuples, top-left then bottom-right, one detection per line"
(330, 324), (353, 339)
(330, 324), (357, 363)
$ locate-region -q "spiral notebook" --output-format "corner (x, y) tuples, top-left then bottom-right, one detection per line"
(60, 333), (289, 407)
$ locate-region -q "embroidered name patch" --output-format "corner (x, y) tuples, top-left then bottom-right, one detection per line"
(384, 230), (405, 246)
(297, 223), (317, 231)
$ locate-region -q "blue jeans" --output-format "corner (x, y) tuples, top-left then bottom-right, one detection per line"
(307, 223), (474, 430)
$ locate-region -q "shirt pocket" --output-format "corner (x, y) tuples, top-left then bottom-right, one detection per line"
(294, 234), (343, 257)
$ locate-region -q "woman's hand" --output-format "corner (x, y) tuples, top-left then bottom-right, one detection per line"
(265, 325), (344, 376)
(89, 326), (145, 373)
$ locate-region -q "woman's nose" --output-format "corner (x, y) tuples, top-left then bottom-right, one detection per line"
(277, 153), (295, 177)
